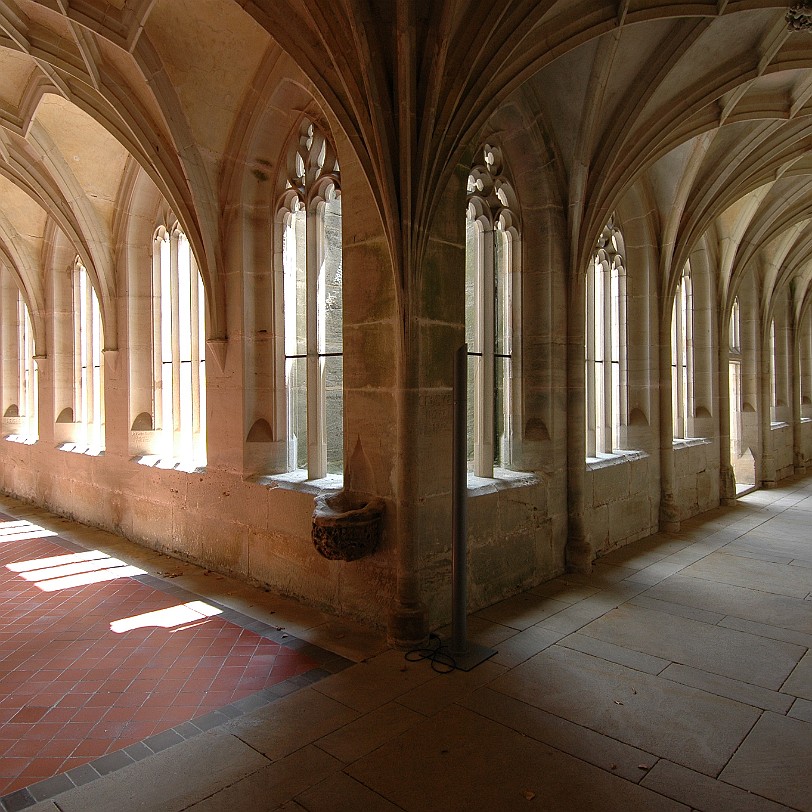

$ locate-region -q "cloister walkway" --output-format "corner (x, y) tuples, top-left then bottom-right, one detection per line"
(1, 476), (811, 811)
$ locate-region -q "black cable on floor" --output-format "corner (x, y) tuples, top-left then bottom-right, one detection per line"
(404, 633), (458, 673)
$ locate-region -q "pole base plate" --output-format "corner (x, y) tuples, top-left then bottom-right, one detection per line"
(441, 639), (497, 672)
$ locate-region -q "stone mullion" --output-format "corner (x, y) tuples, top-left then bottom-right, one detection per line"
(170, 233), (182, 459)
(151, 236), (164, 435)
(475, 224), (495, 477)
(306, 201), (326, 479)
(685, 278), (694, 437)
(617, 266), (627, 449)
(585, 260), (596, 457)
(190, 251), (203, 455)
(602, 260), (612, 452)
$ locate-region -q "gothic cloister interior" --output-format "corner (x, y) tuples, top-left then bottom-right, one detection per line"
(1, 1), (812, 810)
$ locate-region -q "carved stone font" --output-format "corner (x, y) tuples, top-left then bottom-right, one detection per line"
(312, 492), (385, 561)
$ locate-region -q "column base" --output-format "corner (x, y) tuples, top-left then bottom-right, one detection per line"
(659, 491), (680, 534)
(565, 534), (593, 574)
(387, 600), (428, 649)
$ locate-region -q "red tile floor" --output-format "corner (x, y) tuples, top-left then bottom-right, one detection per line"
(0, 514), (317, 796)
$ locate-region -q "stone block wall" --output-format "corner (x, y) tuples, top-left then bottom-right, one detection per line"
(586, 453), (659, 556)
(674, 439), (720, 521)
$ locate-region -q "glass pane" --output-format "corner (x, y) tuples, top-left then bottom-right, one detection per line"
(494, 355), (510, 468)
(494, 229), (511, 356)
(465, 215), (478, 350)
(283, 208), (307, 357)
(610, 266), (620, 363)
(467, 354), (477, 467)
(179, 359), (192, 460)
(594, 260), (604, 363)
(178, 236), (192, 363)
(324, 354), (344, 475)
(286, 356), (308, 471)
(319, 193), (343, 355)
(160, 242), (172, 364)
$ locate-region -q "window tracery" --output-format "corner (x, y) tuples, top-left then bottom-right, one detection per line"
(672, 262), (694, 440)
(466, 144), (519, 478)
(586, 217), (626, 456)
(277, 120), (343, 479)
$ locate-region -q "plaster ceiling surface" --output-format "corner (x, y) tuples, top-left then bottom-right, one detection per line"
(0, 172), (47, 268)
(0, 0), (809, 331)
(0, 49), (36, 111)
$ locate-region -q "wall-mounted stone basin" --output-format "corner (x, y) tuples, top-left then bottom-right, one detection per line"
(312, 492), (385, 561)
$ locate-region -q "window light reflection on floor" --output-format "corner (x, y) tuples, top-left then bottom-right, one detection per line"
(0, 519), (58, 543)
(110, 600), (222, 633)
(5, 547), (147, 591)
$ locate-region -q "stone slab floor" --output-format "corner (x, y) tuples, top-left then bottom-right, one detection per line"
(2, 475), (812, 811)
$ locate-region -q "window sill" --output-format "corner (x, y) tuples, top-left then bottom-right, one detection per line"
(132, 454), (206, 474)
(254, 470), (343, 495)
(4, 435), (37, 445)
(770, 421), (790, 430)
(673, 437), (710, 449)
(586, 449), (647, 470)
(467, 468), (539, 496)
(57, 442), (105, 457)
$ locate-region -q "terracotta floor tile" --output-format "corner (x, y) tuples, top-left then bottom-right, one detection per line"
(0, 521), (318, 799)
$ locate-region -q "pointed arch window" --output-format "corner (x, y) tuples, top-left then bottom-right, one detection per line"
(15, 292), (37, 440)
(73, 258), (104, 450)
(729, 297), (742, 458)
(465, 144), (518, 478)
(278, 121), (343, 479)
(672, 262), (694, 439)
(1, 277), (37, 442)
(151, 225), (207, 468)
(586, 218), (627, 456)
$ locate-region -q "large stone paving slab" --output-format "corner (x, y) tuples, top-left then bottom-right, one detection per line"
(720, 712), (812, 812)
(782, 650), (812, 701)
(680, 553), (812, 599)
(645, 575), (812, 634)
(346, 704), (689, 811)
(489, 645), (760, 775)
(579, 604), (804, 689)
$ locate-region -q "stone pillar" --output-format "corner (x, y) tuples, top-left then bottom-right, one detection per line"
(718, 326), (736, 505)
(566, 265), (592, 572)
(760, 321), (776, 487)
(791, 316), (805, 473)
(659, 315), (681, 529)
(389, 158), (468, 642)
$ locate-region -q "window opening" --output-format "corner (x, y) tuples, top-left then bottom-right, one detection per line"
(152, 226), (206, 468)
(729, 298), (742, 459)
(586, 217), (626, 456)
(279, 121), (342, 479)
(672, 262), (694, 439)
(465, 144), (518, 478)
(73, 259), (104, 450)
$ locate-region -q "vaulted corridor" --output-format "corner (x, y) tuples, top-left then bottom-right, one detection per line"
(1, 476), (810, 811)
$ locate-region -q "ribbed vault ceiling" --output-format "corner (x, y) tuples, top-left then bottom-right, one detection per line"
(0, 0), (811, 336)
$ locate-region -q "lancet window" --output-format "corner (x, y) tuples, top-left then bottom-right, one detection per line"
(586, 218), (627, 456)
(151, 225), (207, 467)
(278, 121), (343, 479)
(465, 145), (519, 478)
(73, 258), (104, 450)
(672, 262), (694, 439)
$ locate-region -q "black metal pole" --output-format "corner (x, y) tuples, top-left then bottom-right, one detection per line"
(451, 343), (468, 654)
